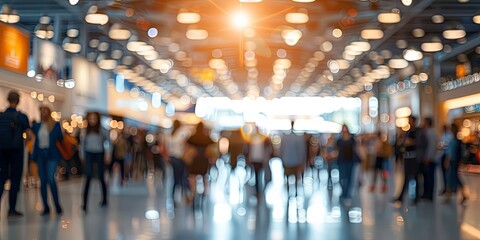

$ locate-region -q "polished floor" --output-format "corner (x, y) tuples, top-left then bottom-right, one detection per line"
(1, 162), (480, 240)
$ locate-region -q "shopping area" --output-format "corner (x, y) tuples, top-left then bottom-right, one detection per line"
(0, 0), (480, 239)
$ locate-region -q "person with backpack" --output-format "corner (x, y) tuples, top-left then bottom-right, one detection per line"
(31, 104), (64, 216)
(0, 91), (33, 218)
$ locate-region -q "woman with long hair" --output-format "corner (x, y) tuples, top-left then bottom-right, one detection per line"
(31, 105), (64, 215)
(80, 112), (108, 212)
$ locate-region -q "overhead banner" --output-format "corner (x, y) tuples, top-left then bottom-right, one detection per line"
(0, 23), (29, 74)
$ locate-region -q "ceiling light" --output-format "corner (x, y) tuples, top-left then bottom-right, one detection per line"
(412, 28), (425, 38)
(177, 11), (200, 24)
(474, 14), (480, 24)
(97, 55), (117, 70)
(292, 0), (315, 2)
(335, 59), (350, 70)
(281, 29), (302, 46)
(109, 23), (131, 40)
(127, 35), (146, 52)
(232, 11), (249, 28)
(421, 37), (443, 52)
(401, 0), (412, 6)
(85, 5), (108, 25)
(148, 28), (158, 38)
(34, 16), (54, 39)
(431, 15), (444, 24)
(63, 29), (81, 53)
(69, 0), (79, 5)
(186, 29), (208, 40)
(403, 49), (423, 61)
(332, 28), (342, 38)
(378, 9), (401, 24)
(361, 28), (384, 39)
(285, 10), (309, 24)
(388, 58), (408, 69)
(443, 29), (466, 40)
(396, 39), (408, 49)
(350, 41), (371, 52)
(0, 4), (19, 23)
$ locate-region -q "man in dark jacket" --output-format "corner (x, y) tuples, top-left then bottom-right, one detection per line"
(0, 91), (33, 218)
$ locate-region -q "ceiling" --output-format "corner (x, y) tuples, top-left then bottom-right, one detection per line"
(5, 0), (480, 103)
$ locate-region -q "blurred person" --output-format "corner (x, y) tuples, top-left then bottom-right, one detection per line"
(167, 120), (191, 203)
(392, 116), (419, 205)
(443, 123), (468, 204)
(31, 104), (64, 216)
(186, 122), (214, 209)
(186, 122), (214, 177)
(80, 112), (108, 213)
(0, 91), (33, 218)
(108, 130), (129, 185)
(324, 134), (338, 189)
(438, 125), (452, 195)
(336, 124), (358, 201)
(280, 121), (307, 179)
(369, 132), (393, 193)
(394, 128), (405, 166)
(419, 117), (437, 201)
(244, 126), (272, 197)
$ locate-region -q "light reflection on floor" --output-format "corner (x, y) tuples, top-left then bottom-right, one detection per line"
(0, 159), (479, 240)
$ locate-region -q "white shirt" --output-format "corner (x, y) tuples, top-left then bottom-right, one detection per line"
(38, 123), (50, 149)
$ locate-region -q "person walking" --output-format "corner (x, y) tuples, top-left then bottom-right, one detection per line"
(0, 91), (32, 218)
(392, 116), (419, 205)
(80, 112), (108, 213)
(31, 104), (64, 216)
(336, 124), (358, 201)
(443, 123), (468, 204)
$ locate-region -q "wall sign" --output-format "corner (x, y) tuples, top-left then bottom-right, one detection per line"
(0, 23), (29, 74)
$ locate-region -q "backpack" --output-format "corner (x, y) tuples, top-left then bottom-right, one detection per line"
(0, 111), (22, 149)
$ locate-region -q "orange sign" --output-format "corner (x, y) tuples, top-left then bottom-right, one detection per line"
(0, 23), (30, 74)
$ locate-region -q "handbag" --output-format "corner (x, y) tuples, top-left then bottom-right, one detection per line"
(56, 134), (78, 160)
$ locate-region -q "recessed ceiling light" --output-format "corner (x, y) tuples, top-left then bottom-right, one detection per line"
(431, 15), (444, 24)
(396, 39), (407, 49)
(412, 28), (425, 38)
(361, 28), (384, 39)
(378, 9), (401, 24)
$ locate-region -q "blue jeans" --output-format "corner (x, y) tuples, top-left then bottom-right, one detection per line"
(338, 160), (354, 199)
(37, 149), (61, 210)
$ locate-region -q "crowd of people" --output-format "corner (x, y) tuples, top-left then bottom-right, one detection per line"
(0, 89), (476, 220)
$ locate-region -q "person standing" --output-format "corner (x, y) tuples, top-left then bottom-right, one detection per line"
(31, 105), (64, 215)
(369, 131), (393, 193)
(419, 117), (437, 201)
(244, 126), (272, 197)
(280, 121), (307, 179)
(443, 123), (468, 204)
(438, 125), (452, 195)
(0, 91), (32, 218)
(108, 130), (129, 186)
(336, 124), (358, 201)
(392, 116), (419, 205)
(80, 112), (108, 213)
